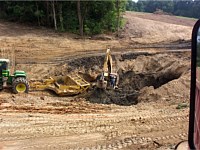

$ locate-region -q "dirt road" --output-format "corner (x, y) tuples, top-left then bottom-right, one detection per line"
(0, 102), (188, 150)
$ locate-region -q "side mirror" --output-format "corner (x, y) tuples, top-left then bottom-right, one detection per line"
(175, 141), (189, 150)
(188, 19), (200, 149)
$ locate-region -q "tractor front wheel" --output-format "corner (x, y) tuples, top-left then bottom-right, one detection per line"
(12, 77), (29, 94)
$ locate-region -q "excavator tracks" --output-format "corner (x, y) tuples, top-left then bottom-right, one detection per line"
(0, 105), (189, 150)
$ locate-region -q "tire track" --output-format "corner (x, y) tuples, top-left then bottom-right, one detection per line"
(17, 132), (188, 150)
(0, 113), (188, 142)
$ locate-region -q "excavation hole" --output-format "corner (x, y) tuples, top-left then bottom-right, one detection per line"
(85, 70), (184, 106)
(119, 69), (184, 91)
(81, 52), (189, 106)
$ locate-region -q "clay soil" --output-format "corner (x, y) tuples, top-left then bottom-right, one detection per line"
(0, 12), (197, 150)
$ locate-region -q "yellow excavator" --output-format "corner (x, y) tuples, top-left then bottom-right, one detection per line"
(96, 48), (119, 89)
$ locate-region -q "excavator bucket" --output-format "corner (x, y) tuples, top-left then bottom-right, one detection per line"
(30, 75), (90, 96)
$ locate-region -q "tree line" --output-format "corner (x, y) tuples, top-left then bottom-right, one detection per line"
(0, 1), (126, 36)
(126, 0), (200, 19)
(0, 1), (199, 36)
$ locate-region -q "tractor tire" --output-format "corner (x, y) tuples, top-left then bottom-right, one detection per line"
(12, 77), (29, 94)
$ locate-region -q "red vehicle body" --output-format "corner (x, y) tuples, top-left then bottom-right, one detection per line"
(194, 76), (200, 149)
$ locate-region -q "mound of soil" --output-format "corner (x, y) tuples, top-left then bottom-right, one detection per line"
(138, 72), (190, 103)
(119, 53), (189, 89)
(84, 52), (190, 105)
(86, 88), (139, 106)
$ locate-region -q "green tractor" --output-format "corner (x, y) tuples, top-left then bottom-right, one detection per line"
(0, 59), (29, 94)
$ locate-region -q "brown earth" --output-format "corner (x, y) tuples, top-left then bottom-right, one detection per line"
(127, 11), (196, 27)
(0, 12), (196, 149)
(122, 12), (195, 44)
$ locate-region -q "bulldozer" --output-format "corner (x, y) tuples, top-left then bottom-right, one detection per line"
(0, 59), (29, 93)
(96, 48), (119, 89)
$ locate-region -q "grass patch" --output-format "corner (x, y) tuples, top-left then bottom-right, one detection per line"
(176, 103), (188, 109)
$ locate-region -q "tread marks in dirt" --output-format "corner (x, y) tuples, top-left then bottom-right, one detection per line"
(17, 133), (188, 150)
(0, 112), (188, 150)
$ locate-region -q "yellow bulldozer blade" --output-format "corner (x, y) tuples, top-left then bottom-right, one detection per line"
(30, 75), (90, 96)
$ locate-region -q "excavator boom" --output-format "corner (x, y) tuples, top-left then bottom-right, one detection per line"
(103, 48), (113, 75)
(97, 48), (119, 89)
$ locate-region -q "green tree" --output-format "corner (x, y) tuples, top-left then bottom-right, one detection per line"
(0, 1), (126, 35)
(126, 0), (138, 11)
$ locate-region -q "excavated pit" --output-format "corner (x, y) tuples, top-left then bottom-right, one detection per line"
(84, 69), (187, 106)
(61, 51), (190, 106)
(24, 51), (189, 106)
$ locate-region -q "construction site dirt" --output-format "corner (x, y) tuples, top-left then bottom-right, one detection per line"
(0, 12), (196, 149)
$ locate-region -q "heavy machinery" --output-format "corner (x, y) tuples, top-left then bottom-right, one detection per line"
(30, 48), (117, 95)
(96, 48), (119, 89)
(30, 74), (90, 96)
(0, 59), (29, 93)
(0, 58), (89, 96)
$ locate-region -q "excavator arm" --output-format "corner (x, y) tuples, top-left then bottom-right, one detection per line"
(97, 48), (119, 89)
(103, 48), (113, 76)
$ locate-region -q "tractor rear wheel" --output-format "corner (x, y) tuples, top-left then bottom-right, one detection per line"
(12, 77), (29, 94)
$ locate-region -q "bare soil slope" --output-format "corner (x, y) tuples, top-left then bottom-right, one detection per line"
(123, 12), (196, 44)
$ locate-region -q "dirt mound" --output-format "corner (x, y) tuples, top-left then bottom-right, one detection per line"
(119, 53), (189, 88)
(138, 72), (190, 103)
(84, 52), (190, 105)
(86, 88), (139, 106)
